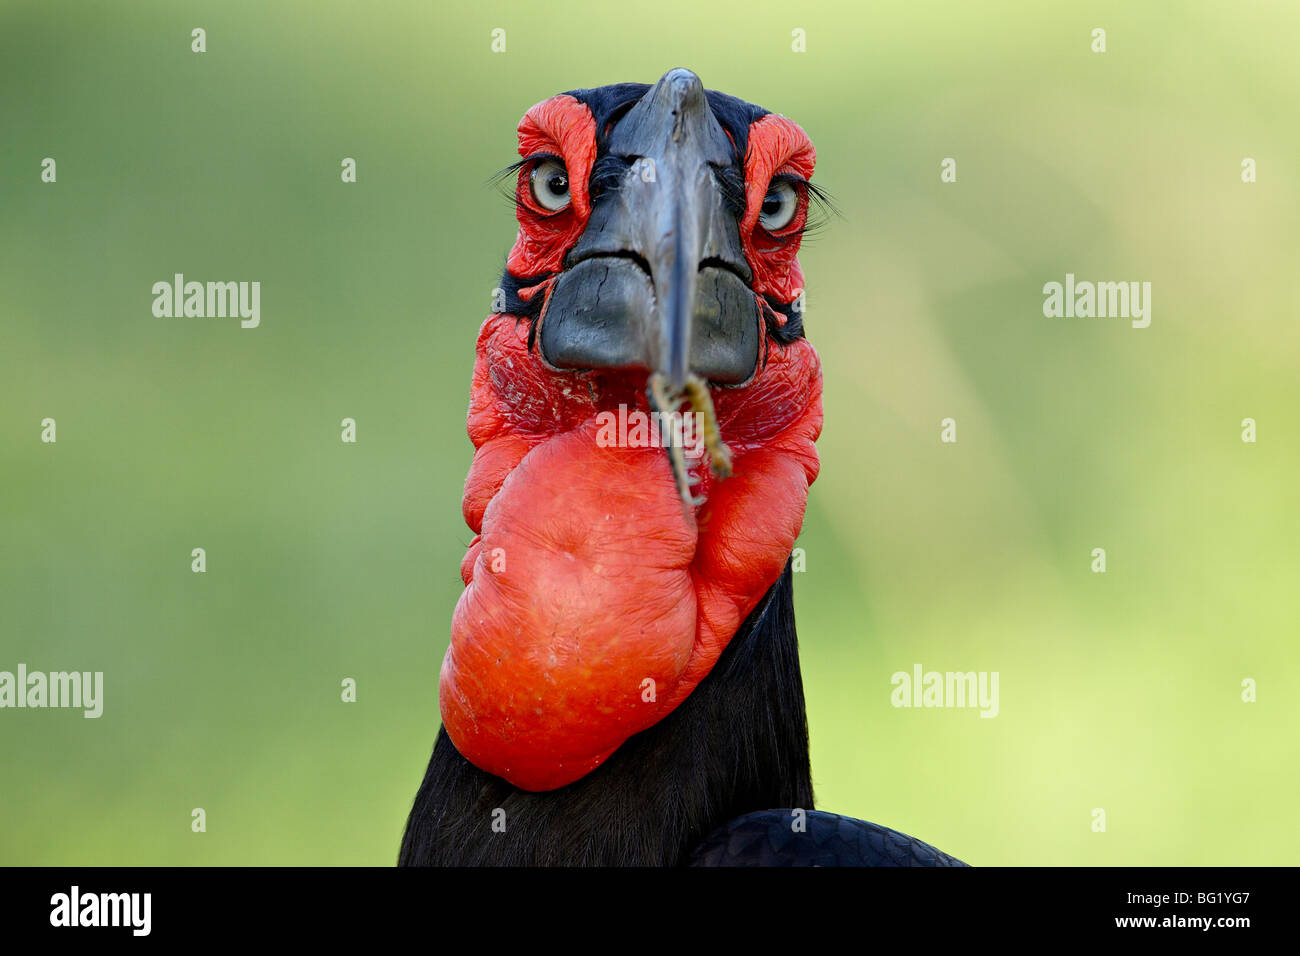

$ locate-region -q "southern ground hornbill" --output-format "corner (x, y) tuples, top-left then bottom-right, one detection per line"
(400, 69), (966, 867)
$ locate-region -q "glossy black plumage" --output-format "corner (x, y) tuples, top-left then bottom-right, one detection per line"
(690, 810), (969, 867)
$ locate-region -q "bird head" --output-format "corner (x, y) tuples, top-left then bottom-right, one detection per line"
(441, 69), (825, 791)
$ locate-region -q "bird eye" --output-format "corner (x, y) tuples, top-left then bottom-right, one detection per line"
(529, 159), (570, 212)
(758, 180), (799, 232)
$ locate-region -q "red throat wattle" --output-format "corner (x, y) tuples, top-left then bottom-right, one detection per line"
(438, 92), (824, 791)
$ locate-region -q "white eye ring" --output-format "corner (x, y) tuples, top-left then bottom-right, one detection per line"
(758, 180), (799, 231)
(529, 159), (570, 212)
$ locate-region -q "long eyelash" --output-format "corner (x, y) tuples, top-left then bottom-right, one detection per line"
(589, 154), (630, 200)
(714, 166), (748, 220)
(770, 173), (840, 242)
(488, 152), (564, 212)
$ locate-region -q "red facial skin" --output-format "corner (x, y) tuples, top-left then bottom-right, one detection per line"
(439, 95), (824, 791)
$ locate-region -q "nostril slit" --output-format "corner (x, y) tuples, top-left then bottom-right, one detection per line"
(698, 257), (752, 284)
(570, 249), (654, 278)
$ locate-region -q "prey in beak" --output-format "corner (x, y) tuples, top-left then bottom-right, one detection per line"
(535, 69), (759, 504)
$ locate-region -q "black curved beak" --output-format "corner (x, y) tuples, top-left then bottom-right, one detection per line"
(539, 68), (760, 390)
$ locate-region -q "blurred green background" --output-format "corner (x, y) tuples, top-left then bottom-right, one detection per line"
(2, 0), (1296, 865)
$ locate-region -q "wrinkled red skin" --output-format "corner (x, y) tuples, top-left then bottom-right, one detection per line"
(439, 96), (824, 791)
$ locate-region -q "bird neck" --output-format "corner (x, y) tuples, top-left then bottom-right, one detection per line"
(399, 560), (813, 866)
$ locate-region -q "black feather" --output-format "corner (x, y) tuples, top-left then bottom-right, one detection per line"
(564, 82), (768, 164)
(689, 810), (969, 867)
(494, 270), (548, 322)
(762, 296), (806, 343)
